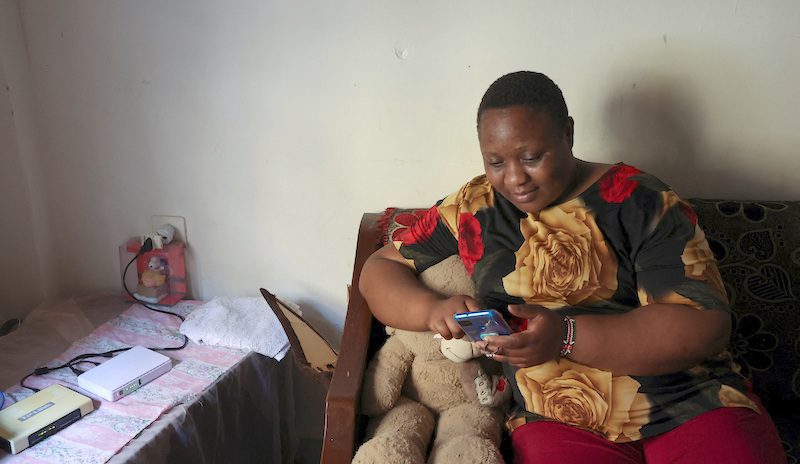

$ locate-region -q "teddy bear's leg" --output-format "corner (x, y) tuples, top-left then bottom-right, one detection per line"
(353, 397), (436, 464)
(427, 404), (505, 464)
(361, 335), (415, 415)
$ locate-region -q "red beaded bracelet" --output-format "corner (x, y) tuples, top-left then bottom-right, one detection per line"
(560, 315), (576, 357)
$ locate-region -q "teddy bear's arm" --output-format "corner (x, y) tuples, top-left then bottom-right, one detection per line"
(459, 362), (511, 408)
(360, 335), (414, 416)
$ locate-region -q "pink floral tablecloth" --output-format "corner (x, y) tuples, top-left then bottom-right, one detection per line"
(1, 301), (249, 464)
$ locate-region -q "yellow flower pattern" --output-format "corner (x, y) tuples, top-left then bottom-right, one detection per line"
(718, 385), (759, 413)
(502, 199), (617, 309)
(637, 191), (729, 310)
(515, 359), (650, 442)
(438, 175), (494, 239)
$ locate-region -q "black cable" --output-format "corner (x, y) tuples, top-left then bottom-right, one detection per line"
(21, 348), (130, 392)
(19, 238), (189, 391)
(69, 360), (101, 376)
(121, 240), (189, 351)
(122, 243), (187, 323)
(20, 372), (37, 392)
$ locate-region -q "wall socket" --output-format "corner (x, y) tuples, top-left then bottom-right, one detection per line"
(151, 215), (188, 245)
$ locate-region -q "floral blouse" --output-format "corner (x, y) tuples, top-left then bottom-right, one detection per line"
(392, 163), (758, 442)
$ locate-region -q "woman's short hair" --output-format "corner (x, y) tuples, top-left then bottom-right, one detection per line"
(477, 71), (569, 129)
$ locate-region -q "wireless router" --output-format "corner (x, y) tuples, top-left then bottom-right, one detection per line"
(77, 346), (172, 402)
(0, 384), (93, 455)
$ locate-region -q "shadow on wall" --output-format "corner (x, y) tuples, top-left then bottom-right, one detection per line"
(601, 51), (794, 201)
(604, 77), (703, 189)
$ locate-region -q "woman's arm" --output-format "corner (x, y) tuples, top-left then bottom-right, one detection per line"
(571, 303), (730, 375)
(358, 244), (480, 339)
(484, 302), (731, 376)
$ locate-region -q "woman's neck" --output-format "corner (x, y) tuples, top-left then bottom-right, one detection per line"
(553, 159), (615, 205)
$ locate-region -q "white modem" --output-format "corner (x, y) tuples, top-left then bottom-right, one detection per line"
(77, 346), (172, 401)
(0, 384), (93, 454)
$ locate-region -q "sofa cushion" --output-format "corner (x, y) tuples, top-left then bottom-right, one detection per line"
(379, 207), (430, 246)
(688, 199), (800, 409)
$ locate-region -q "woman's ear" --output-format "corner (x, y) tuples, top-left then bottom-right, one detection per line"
(565, 116), (575, 149)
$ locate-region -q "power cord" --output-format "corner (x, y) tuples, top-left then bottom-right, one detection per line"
(121, 238), (189, 325)
(20, 238), (189, 392)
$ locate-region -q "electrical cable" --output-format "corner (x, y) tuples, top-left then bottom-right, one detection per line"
(20, 238), (189, 392)
(120, 238), (189, 351)
(122, 238), (182, 320)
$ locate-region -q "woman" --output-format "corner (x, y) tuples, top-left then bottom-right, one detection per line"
(359, 71), (786, 463)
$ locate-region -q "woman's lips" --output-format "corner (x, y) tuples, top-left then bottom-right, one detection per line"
(512, 188), (538, 203)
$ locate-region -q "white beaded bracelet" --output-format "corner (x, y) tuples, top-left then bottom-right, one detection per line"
(560, 315), (576, 357)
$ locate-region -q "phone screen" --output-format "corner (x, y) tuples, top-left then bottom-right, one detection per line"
(454, 310), (512, 341)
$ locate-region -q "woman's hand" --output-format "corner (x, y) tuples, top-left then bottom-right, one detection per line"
(480, 304), (563, 368)
(427, 295), (481, 340)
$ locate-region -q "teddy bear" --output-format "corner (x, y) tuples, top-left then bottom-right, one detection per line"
(352, 256), (511, 464)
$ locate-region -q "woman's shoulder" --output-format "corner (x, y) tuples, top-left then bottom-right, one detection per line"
(462, 174), (493, 195)
(441, 174), (495, 212)
(585, 163), (696, 236)
(592, 163), (672, 203)
(578, 162), (680, 219)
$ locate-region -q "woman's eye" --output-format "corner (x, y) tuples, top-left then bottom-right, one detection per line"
(488, 160), (503, 167)
(522, 154), (542, 164)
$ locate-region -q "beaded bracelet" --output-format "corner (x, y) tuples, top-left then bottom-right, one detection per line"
(560, 315), (576, 357)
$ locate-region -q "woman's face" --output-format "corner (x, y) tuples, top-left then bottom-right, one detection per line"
(478, 106), (575, 213)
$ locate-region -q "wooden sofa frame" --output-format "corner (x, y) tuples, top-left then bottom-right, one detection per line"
(320, 213), (389, 464)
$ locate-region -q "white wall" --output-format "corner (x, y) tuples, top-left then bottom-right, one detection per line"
(0, 0), (49, 323)
(14, 0), (800, 345)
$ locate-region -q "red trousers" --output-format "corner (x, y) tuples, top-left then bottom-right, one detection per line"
(511, 397), (787, 464)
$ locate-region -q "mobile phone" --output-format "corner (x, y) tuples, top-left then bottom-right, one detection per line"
(453, 310), (512, 342)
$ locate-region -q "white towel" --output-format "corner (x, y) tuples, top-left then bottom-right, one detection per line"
(179, 297), (290, 361)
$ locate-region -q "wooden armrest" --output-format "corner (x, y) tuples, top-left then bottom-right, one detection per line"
(320, 213), (383, 464)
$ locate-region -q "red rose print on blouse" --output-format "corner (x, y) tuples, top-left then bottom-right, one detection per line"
(497, 377), (507, 392)
(394, 206), (439, 245)
(458, 212), (484, 276)
(680, 201), (698, 226)
(510, 316), (528, 332)
(599, 164), (643, 203)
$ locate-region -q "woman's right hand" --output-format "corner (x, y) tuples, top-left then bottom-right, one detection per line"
(427, 295), (480, 339)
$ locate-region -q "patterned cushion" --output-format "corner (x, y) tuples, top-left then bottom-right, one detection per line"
(689, 200), (800, 461)
(378, 207), (430, 246)
(688, 200), (800, 406)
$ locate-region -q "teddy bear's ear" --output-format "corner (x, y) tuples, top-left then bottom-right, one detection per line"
(385, 326), (397, 336)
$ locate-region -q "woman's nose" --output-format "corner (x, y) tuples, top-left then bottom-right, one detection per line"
(506, 162), (529, 187)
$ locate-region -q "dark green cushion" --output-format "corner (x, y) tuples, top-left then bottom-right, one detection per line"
(690, 199), (800, 457)
(689, 200), (800, 405)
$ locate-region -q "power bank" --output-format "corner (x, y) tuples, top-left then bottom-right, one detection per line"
(0, 384), (93, 454)
(77, 346), (172, 401)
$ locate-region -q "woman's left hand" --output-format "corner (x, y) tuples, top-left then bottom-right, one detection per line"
(479, 304), (564, 368)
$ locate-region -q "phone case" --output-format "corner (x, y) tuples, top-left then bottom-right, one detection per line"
(453, 310), (512, 341)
